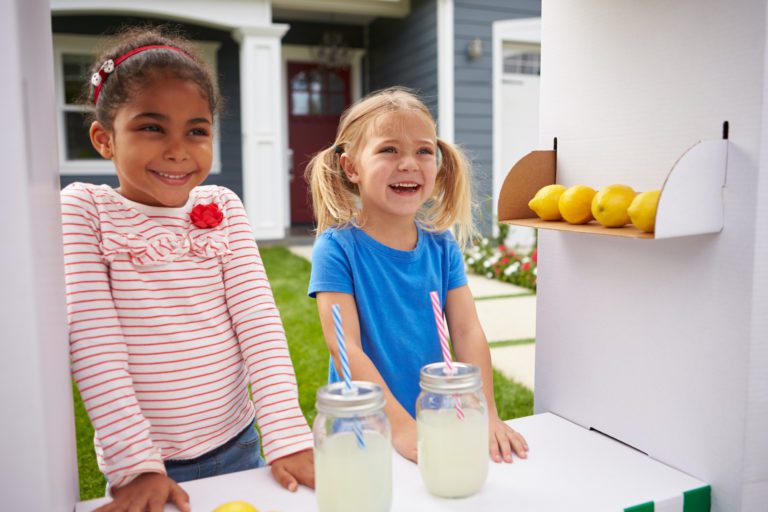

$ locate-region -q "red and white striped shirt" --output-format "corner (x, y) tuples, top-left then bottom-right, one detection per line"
(61, 183), (313, 488)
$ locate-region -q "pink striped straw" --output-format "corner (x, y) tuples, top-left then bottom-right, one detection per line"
(429, 291), (464, 420)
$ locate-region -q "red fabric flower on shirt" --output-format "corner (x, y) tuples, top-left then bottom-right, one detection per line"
(190, 203), (223, 228)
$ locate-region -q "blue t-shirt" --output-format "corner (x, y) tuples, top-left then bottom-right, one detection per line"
(308, 225), (468, 417)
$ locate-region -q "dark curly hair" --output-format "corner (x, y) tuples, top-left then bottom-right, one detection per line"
(85, 25), (222, 130)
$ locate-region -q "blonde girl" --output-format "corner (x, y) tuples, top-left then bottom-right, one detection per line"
(61, 26), (313, 512)
(306, 87), (529, 463)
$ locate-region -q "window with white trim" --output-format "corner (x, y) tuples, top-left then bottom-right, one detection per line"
(502, 42), (541, 76)
(53, 34), (222, 176)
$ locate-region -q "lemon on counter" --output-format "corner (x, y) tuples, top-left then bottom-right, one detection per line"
(558, 185), (597, 224)
(628, 189), (661, 233)
(213, 501), (260, 512)
(591, 184), (637, 227)
(528, 184), (567, 221)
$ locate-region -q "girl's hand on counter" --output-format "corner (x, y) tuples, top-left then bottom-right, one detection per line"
(271, 448), (315, 491)
(96, 472), (190, 512)
(489, 416), (528, 463)
(392, 416), (418, 462)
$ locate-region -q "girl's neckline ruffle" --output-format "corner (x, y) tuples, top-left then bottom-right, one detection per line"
(95, 185), (232, 266)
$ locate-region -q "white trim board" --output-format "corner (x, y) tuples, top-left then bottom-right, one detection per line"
(437, 0), (454, 142)
(51, 0), (272, 29)
(51, 0), (411, 22)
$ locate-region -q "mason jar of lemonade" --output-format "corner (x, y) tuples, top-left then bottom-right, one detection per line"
(314, 381), (392, 512)
(416, 362), (489, 498)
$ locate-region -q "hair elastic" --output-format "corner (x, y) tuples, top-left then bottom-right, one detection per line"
(91, 44), (193, 105)
(333, 145), (344, 154)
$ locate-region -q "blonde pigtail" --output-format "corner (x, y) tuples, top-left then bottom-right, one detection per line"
(424, 139), (477, 247)
(305, 146), (359, 235)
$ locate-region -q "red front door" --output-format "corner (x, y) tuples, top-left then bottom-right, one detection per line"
(287, 62), (351, 225)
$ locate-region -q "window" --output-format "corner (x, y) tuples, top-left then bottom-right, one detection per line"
(502, 43), (541, 76)
(53, 34), (221, 175)
(290, 68), (348, 116)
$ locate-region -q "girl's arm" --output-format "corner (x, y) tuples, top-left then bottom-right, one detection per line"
(219, 191), (314, 489)
(61, 186), (170, 491)
(316, 291), (418, 462)
(444, 285), (529, 463)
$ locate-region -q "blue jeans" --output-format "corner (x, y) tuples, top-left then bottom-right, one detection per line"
(164, 421), (266, 483)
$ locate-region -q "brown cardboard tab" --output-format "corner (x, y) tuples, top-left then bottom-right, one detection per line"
(497, 150), (556, 221)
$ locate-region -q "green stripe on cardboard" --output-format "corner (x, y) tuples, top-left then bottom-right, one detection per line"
(625, 502), (654, 512)
(683, 485), (711, 512)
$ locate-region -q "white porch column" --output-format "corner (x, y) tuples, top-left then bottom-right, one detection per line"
(234, 24), (290, 240)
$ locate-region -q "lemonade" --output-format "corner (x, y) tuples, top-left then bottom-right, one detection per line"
(315, 430), (392, 512)
(417, 407), (489, 498)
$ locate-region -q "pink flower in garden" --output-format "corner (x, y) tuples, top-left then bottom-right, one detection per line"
(531, 249), (538, 264)
(522, 262), (531, 271)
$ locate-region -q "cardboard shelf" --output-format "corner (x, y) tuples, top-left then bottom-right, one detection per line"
(497, 139), (728, 239)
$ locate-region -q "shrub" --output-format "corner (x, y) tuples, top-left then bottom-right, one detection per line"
(464, 224), (537, 291)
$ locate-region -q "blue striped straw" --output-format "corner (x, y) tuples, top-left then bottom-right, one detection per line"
(331, 303), (365, 449)
(331, 304), (353, 391)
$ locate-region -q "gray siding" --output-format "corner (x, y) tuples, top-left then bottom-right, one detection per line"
(453, 0), (540, 234)
(52, 16), (244, 198)
(368, 0), (439, 117)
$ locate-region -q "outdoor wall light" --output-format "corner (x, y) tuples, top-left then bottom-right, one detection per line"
(467, 37), (483, 60)
(311, 30), (351, 68)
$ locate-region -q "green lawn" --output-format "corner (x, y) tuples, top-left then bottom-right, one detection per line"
(73, 246), (533, 500)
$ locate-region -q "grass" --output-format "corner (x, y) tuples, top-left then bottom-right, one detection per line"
(473, 292), (536, 301)
(488, 338), (536, 348)
(260, 246), (329, 426)
(73, 246), (534, 500)
(73, 381), (105, 499)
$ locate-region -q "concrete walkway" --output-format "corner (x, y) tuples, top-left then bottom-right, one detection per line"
(466, 274), (536, 390)
(287, 245), (536, 391)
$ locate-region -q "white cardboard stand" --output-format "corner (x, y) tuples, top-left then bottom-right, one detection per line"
(531, 0), (768, 510)
(0, 0), (78, 510)
(76, 415), (708, 512)
(4, 0), (766, 511)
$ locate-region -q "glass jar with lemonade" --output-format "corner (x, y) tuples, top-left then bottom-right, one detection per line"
(314, 381), (392, 512)
(416, 362), (489, 498)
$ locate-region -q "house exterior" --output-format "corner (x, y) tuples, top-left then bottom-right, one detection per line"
(51, 0), (541, 239)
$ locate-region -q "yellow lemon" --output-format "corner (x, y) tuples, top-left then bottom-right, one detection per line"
(591, 184), (637, 227)
(213, 501), (260, 512)
(558, 185), (597, 224)
(528, 184), (566, 221)
(628, 189), (661, 233)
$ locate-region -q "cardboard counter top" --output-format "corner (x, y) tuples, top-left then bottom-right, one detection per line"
(75, 413), (709, 512)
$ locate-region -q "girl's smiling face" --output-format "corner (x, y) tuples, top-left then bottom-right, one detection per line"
(89, 76), (214, 207)
(342, 110), (438, 224)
